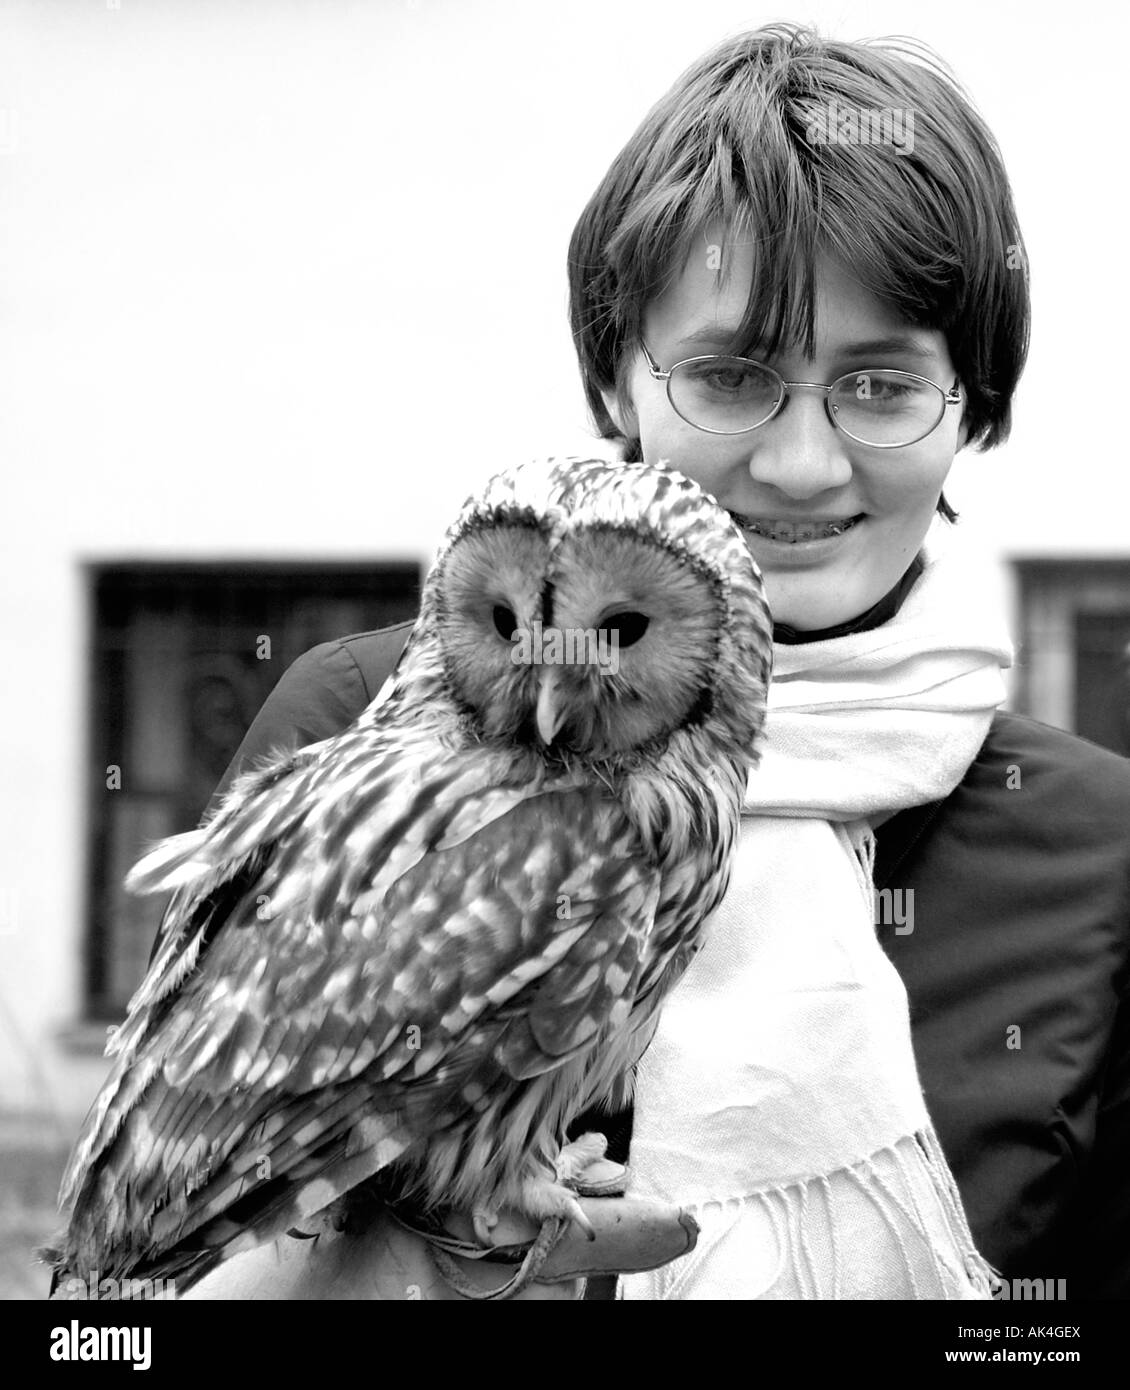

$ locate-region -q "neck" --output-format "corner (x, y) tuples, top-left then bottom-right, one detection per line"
(772, 553), (926, 646)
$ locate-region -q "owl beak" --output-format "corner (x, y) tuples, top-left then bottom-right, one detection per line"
(536, 670), (568, 746)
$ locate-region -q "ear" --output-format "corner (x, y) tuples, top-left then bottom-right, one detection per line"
(955, 384), (971, 452)
(599, 382), (639, 440)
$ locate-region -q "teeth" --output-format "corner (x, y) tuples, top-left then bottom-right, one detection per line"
(732, 514), (861, 543)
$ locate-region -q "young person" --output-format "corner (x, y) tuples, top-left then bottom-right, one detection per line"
(177, 25), (1130, 1298)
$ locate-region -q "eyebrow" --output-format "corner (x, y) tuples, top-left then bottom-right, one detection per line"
(675, 327), (939, 364)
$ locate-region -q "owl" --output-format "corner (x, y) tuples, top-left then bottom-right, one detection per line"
(46, 457), (772, 1300)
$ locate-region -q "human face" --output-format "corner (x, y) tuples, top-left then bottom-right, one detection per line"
(602, 244), (966, 631)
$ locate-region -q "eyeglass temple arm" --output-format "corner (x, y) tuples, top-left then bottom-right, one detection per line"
(640, 341), (668, 379)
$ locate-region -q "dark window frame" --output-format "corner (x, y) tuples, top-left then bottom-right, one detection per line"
(83, 559), (421, 1021)
(1014, 557), (1130, 753)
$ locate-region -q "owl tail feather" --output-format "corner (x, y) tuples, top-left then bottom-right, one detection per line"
(39, 1239), (227, 1302)
(37, 1237), (67, 1298)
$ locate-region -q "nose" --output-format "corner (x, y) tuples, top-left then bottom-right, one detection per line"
(743, 387), (854, 500)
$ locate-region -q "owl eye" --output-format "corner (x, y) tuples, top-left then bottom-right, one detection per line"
(602, 611), (650, 648)
(491, 604), (518, 641)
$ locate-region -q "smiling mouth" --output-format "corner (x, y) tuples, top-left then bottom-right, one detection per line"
(727, 512), (865, 544)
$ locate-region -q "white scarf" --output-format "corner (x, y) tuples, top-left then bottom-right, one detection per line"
(620, 519), (1014, 1300)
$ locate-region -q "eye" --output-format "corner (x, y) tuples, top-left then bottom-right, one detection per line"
(491, 604), (518, 640)
(602, 611), (650, 649)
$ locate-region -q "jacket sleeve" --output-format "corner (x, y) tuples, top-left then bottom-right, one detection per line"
(203, 638), (388, 812)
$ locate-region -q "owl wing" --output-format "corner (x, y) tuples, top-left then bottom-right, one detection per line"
(59, 722), (664, 1284)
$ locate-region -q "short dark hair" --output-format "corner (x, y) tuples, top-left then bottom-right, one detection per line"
(566, 23), (1030, 521)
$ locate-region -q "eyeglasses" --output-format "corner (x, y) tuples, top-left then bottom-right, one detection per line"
(640, 340), (962, 449)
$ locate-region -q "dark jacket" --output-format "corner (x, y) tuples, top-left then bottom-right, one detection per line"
(206, 622), (1130, 1300)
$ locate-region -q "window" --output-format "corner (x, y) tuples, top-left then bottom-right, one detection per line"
(1014, 559), (1130, 756)
(85, 562), (420, 1019)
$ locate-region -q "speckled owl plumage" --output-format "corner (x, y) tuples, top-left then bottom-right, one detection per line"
(46, 457), (772, 1296)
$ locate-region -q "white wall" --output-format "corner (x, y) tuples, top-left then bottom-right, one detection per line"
(1, 0), (1126, 1115)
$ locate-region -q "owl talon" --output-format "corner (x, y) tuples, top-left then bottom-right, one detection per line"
(569, 1198), (597, 1242)
(516, 1172), (597, 1243)
(472, 1206), (499, 1247)
(554, 1131), (608, 1183)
